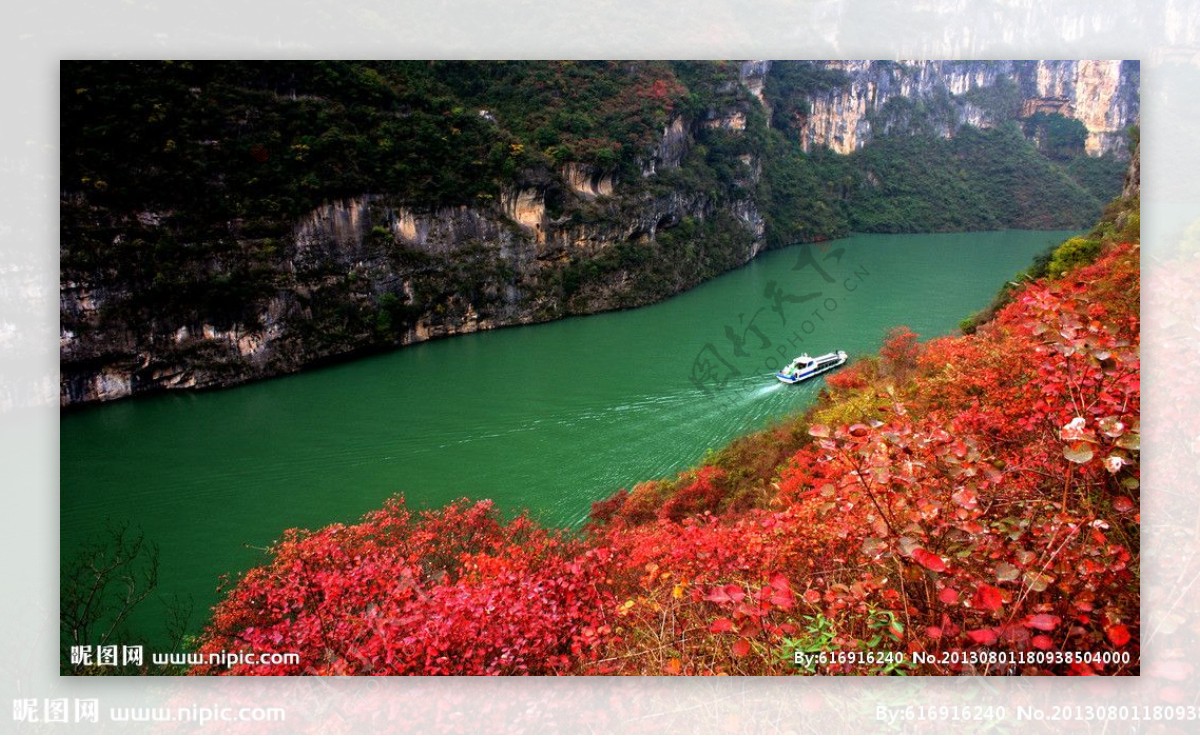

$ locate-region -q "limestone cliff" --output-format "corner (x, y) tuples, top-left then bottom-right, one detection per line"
(799, 60), (1139, 157)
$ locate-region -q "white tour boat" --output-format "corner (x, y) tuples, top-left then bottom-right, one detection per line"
(775, 350), (848, 384)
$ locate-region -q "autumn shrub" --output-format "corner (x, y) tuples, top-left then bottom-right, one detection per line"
(810, 359), (889, 426)
(708, 430), (798, 505)
(616, 481), (670, 525)
(1046, 236), (1103, 278)
(588, 488), (629, 526)
(658, 466), (728, 521)
(810, 387), (888, 428)
(193, 498), (615, 675)
(879, 325), (922, 381)
(823, 359), (871, 391)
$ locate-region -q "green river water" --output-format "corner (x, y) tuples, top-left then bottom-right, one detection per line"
(60, 230), (1073, 640)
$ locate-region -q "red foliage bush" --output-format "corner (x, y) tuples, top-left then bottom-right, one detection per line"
(193, 499), (614, 675)
(824, 363), (869, 391)
(588, 488), (629, 526)
(879, 326), (922, 380)
(658, 466), (728, 521)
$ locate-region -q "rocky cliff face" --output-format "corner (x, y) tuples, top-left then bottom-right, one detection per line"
(800, 60), (1139, 157)
(61, 113), (764, 406)
(1123, 144), (1140, 200)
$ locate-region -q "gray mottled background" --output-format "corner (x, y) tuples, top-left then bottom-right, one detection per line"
(2, 1), (1194, 733)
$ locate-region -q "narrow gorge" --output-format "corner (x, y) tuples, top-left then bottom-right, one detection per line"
(60, 61), (1138, 406)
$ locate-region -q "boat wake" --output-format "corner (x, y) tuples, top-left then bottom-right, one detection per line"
(751, 381), (785, 398)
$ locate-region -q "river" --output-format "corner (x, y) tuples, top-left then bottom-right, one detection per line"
(60, 230), (1073, 641)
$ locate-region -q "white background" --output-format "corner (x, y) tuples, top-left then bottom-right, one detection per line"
(2, 0), (1196, 733)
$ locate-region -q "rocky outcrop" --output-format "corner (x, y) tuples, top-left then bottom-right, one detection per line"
(703, 111), (747, 131)
(1123, 144), (1140, 200)
(800, 60), (1139, 157)
(500, 187), (547, 234)
(641, 117), (689, 176)
(561, 164), (615, 198)
(1032, 60), (1139, 156)
(739, 60), (771, 114)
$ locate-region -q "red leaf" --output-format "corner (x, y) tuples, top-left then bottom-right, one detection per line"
(768, 589), (795, 610)
(951, 487), (978, 509)
(967, 628), (997, 645)
(705, 587), (732, 604)
(769, 572), (790, 592)
(709, 617), (734, 634)
(912, 548), (947, 573)
(938, 587), (959, 605)
(1106, 624), (1132, 647)
(1063, 441), (1095, 464)
(664, 658), (682, 675)
(971, 584), (1004, 612)
(1031, 634), (1054, 650)
(732, 639), (752, 658)
(1023, 614), (1061, 631)
(803, 589), (821, 604)
(1113, 496), (1135, 513)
